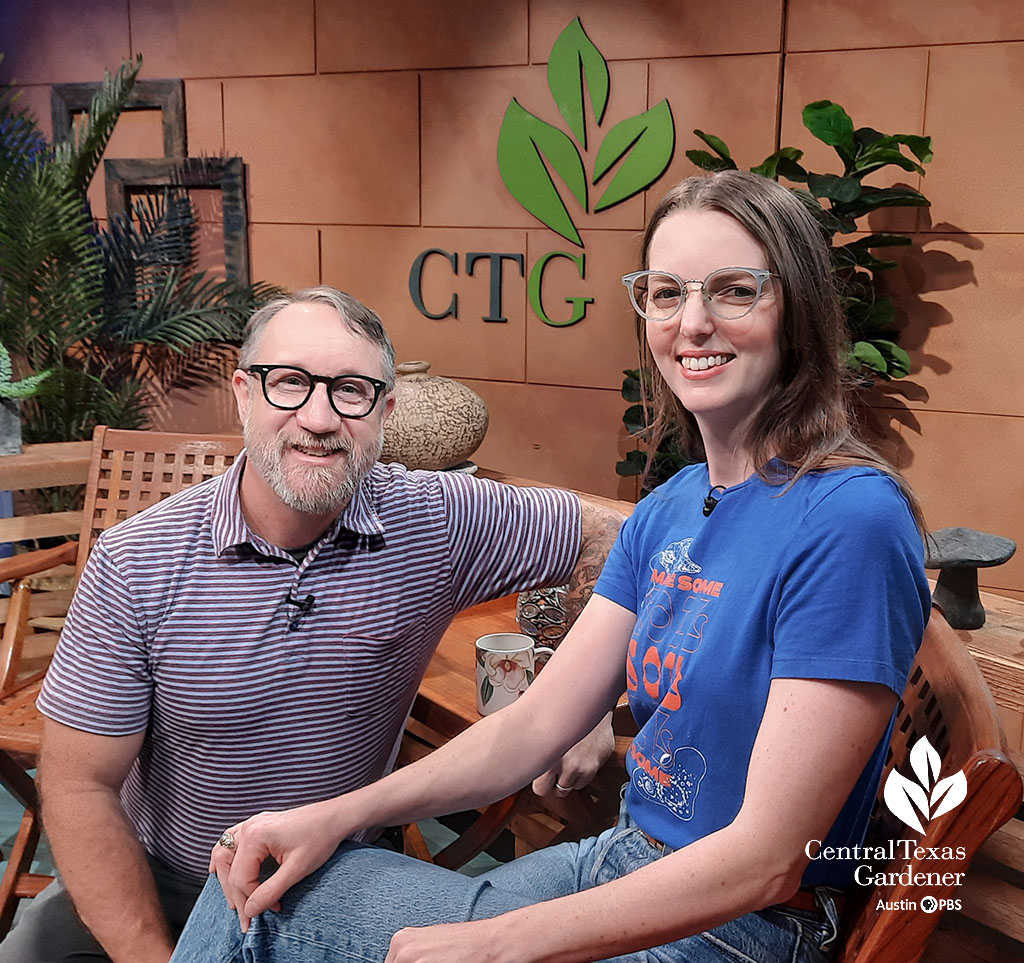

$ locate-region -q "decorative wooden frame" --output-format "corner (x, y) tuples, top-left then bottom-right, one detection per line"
(50, 79), (186, 158)
(103, 157), (250, 284)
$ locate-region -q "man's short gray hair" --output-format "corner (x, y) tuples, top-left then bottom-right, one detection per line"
(238, 286), (396, 388)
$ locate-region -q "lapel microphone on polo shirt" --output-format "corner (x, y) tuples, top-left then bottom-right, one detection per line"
(286, 593), (316, 630)
(702, 485), (727, 517)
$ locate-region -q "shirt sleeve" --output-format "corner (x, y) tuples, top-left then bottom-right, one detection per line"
(771, 473), (930, 695)
(593, 511), (640, 613)
(439, 473), (581, 613)
(37, 539), (154, 735)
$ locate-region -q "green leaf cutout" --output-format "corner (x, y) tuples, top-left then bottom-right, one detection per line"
(497, 98), (587, 246)
(803, 100), (857, 163)
(593, 100), (675, 212)
(547, 17), (609, 149)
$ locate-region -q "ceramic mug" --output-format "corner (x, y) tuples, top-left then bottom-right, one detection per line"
(475, 633), (554, 715)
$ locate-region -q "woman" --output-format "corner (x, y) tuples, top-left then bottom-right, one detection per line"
(172, 170), (930, 963)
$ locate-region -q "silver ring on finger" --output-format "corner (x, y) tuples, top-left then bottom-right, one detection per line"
(218, 830), (237, 851)
(554, 782), (570, 792)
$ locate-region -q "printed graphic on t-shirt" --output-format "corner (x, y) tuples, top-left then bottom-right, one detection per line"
(626, 539), (727, 821)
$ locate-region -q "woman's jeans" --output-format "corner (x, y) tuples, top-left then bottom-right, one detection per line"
(171, 805), (839, 962)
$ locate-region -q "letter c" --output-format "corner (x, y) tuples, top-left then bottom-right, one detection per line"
(409, 249), (458, 319)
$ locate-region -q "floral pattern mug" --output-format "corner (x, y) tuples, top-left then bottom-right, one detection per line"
(475, 633), (555, 715)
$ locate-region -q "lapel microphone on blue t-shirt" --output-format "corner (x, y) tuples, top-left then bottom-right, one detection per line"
(702, 486), (727, 517)
(286, 593), (316, 630)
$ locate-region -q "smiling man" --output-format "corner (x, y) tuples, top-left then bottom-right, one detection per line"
(3, 288), (623, 963)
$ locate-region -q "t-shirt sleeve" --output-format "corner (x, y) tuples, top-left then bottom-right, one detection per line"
(439, 473), (581, 612)
(36, 540), (154, 734)
(593, 511), (640, 613)
(771, 474), (930, 695)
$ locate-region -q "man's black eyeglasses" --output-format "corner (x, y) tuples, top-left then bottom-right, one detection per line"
(246, 365), (389, 419)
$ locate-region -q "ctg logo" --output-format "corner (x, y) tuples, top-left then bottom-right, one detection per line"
(883, 736), (967, 834)
(410, 19), (676, 330)
(497, 18), (675, 249)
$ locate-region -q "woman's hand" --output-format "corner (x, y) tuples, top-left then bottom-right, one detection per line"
(386, 920), (512, 963)
(532, 710), (615, 797)
(209, 799), (344, 931)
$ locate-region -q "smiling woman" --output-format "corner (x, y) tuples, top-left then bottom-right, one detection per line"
(169, 173), (930, 963)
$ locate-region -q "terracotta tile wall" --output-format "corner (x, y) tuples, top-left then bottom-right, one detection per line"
(3, 0), (1023, 594)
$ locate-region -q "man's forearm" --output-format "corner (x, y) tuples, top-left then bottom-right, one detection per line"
(564, 497), (627, 623)
(43, 784), (174, 963)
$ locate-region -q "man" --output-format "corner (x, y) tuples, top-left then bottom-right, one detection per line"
(2, 288), (623, 963)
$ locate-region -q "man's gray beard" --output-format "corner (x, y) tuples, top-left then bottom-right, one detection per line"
(243, 423), (384, 516)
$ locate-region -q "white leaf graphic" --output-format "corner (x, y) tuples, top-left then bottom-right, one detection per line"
(884, 769), (928, 834)
(930, 770), (968, 820)
(910, 736), (941, 790)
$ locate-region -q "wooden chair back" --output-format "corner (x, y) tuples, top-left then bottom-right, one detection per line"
(837, 608), (1023, 962)
(74, 426), (244, 579)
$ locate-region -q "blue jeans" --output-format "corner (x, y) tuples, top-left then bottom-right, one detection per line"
(171, 806), (838, 962)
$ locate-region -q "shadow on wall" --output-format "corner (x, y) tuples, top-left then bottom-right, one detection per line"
(862, 208), (979, 472)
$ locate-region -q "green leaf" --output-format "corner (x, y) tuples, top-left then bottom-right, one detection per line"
(615, 449), (648, 477)
(802, 100), (857, 164)
(854, 127), (886, 149)
(852, 340), (887, 374)
(847, 185), (930, 212)
(685, 149), (736, 173)
(546, 17), (609, 149)
(623, 403), (650, 435)
(775, 156), (808, 182)
(693, 129), (731, 160)
(0, 368), (51, 399)
(497, 98), (587, 246)
(899, 134), (933, 164)
(853, 297), (897, 332)
(0, 343), (11, 385)
(871, 339), (912, 378)
(807, 173), (862, 202)
(593, 100), (675, 211)
(751, 147), (803, 179)
(621, 369), (643, 402)
(852, 146), (925, 177)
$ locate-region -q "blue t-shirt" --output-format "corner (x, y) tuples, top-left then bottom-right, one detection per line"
(594, 462), (930, 887)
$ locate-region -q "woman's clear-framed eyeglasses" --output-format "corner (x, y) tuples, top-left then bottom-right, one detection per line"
(621, 267), (777, 322)
(246, 365), (388, 419)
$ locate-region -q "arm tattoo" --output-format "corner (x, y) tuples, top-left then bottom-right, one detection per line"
(564, 498), (626, 627)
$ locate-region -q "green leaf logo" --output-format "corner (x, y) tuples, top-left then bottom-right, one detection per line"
(497, 18), (675, 247)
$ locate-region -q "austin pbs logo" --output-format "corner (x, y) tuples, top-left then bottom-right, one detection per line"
(883, 736), (967, 834)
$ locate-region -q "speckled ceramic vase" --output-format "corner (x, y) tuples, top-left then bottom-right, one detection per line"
(380, 361), (489, 470)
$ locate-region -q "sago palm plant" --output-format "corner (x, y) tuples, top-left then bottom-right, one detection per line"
(0, 55), (278, 448)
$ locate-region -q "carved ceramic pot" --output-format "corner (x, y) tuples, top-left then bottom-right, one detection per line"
(380, 361), (489, 470)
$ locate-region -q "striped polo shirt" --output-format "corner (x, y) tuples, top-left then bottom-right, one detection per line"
(38, 455), (579, 880)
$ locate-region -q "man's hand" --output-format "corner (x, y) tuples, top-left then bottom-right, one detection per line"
(210, 798), (344, 930)
(531, 711), (614, 797)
